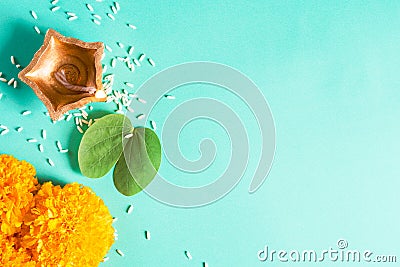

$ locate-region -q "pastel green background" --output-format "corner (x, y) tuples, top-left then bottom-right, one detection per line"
(0, 0), (399, 266)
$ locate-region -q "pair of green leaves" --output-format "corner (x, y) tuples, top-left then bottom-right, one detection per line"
(78, 114), (161, 196)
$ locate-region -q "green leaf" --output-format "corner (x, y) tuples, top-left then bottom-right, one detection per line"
(78, 114), (132, 178)
(113, 128), (161, 196)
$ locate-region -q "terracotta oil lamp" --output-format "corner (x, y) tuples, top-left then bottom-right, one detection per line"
(18, 29), (106, 121)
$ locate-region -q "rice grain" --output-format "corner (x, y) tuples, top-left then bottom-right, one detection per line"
(47, 158), (55, 166)
(138, 53), (146, 62)
(0, 128), (9, 135)
(51, 6), (61, 12)
(148, 58), (156, 67)
(133, 58), (141, 66)
(185, 251), (193, 260)
(126, 204), (134, 214)
(128, 46), (134, 55)
(127, 24), (136, 30)
(116, 249), (124, 257)
(137, 98), (147, 104)
(107, 13), (115, 20)
(34, 26), (41, 34)
(165, 95), (176, 100)
(145, 230), (151, 240)
(7, 78), (15, 86)
(77, 126), (84, 133)
(66, 114), (73, 121)
(136, 114), (145, 120)
(115, 1), (120, 11)
(105, 45), (113, 52)
(124, 133), (133, 139)
(86, 3), (94, 12)
(150, 120), (157, 130)
(56, 141), (62, 150)
(125, 82), (134, 88)
(31, 10), (38, 19)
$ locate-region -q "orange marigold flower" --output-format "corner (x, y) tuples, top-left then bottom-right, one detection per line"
(0, 154), (38, 235)
(0, 155), (114, 266)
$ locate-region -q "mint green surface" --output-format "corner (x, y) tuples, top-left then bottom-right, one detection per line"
(0, 1), (399, 266)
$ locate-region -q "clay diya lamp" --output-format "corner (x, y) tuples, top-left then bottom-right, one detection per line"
(18, 28), (107, 121)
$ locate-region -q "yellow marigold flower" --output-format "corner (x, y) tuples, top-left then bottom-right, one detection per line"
(0, 155), (114, 266)
(0, 154), (38, 235)
(22, 182), (115, 266)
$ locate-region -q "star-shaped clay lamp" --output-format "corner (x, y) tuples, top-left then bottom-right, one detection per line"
(18, 29), (107, 121)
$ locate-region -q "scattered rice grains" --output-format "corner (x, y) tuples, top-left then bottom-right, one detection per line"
(0, 154), (115, 266)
